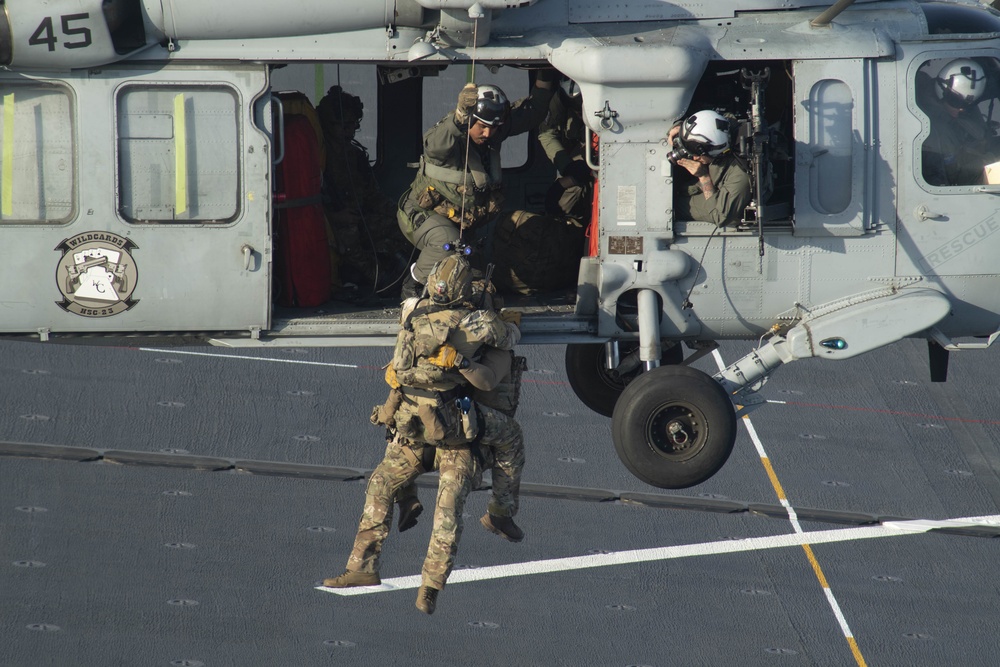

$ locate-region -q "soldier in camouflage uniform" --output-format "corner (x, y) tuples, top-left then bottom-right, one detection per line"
(323, 255), (526, 615)
(317, 86), (411, 296)
(396, 71), (557, 297)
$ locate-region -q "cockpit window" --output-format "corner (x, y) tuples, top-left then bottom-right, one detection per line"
(921, 3), (1000, 36)
(915, 56), (1000, 187)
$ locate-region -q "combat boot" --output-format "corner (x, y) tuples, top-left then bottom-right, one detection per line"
(480, 513), (525, 543)
(397, 496), (423, 533)
(416, 585), (440, 615)
(322, 570), (381, 588)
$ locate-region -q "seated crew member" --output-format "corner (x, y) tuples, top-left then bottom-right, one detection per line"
(397, 72), (556, 298)
(538, 76), (594, 223)
(919, 58), (1000, 187)
(669, 109), (752, 226)
(317, 86), (411, 296)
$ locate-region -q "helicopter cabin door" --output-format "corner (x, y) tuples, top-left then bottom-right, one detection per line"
(0, 64), (271, 337)
(791, 58), (878, 237)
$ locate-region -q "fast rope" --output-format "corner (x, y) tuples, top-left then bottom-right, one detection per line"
(457, 16), (480, 244)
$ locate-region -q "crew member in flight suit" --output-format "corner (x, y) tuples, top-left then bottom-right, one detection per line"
(396, 71), (557, 298)
(918, 58), (1000, 187)
(323, 255), (526, 615)
(669, 109), (752, 226)
(538, 76), (594, 223)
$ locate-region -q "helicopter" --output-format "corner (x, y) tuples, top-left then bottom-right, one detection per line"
(3, 0), (1000, 490)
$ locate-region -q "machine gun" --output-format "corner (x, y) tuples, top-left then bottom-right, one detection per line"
(740, 67), (772, 257)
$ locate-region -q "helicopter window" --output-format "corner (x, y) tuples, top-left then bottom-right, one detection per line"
(674, 61), (795, 226)
(422, 64), (528, 169)
(117, 85), (240, 223)
(921, 3), (1000, 35)
(0, 83), (74, 224)
(806, 79), (853, 215)
(915, 57), (1000, 188)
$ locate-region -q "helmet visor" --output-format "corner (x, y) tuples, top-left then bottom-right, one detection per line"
(472, 99), (507, 127)
(938, 64), (986, 109)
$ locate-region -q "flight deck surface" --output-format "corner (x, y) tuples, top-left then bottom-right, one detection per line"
(2, 338), (999, 666)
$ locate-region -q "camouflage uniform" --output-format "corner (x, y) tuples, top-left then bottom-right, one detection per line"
(347, 380), (523, 589)
(463, 349), (525, 518)
(340, 256), (525, 591)
(317, 86), (411, 292)
(346, 434), (477, 590)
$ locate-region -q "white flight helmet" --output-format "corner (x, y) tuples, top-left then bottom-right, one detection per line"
(935, 58), (987, 110)
(471, 84), (510, 128)
(679, 110), (732, 158)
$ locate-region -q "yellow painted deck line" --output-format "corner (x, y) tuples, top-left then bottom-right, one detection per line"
(712, 349), (868, 666)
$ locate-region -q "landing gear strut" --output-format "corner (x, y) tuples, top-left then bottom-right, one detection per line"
(590, 288), (738, 488)
(565, 341), (684, 418)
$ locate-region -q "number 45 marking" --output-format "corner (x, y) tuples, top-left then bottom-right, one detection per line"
(29, 14), (94, 52)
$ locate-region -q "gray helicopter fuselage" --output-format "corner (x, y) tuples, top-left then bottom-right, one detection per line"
(1, 0), (998, 364)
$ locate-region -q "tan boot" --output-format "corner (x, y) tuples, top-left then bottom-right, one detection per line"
(416, 585), (440, 615)
(480, 513), (524, 543)
(322, 570), (381, 588)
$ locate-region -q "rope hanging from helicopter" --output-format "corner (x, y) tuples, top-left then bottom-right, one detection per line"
(456, 16), (480, 247)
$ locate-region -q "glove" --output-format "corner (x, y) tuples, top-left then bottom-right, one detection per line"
(535, 67), (560, 84)
(427, 344), (469, 369)
(455, 83), (478, 123)
(500, 309), (522, 326)
(563, 159), (593, 184)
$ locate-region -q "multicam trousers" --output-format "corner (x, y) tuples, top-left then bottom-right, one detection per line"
(346, 435), (475, 590)
(345, 406), (524, 589)
(477, 406), (525, 518)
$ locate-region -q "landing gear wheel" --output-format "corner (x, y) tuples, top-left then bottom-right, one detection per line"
(611, 365), (736, 489)
(565, 342), (684, 418)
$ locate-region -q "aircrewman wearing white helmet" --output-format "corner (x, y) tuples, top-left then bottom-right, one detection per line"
(667, 109), (753, 226)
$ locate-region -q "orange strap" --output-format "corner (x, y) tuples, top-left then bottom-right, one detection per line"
(586, 177), (600, 257)
(586, 133), (601, 257)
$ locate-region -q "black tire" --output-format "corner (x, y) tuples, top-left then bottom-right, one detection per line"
(565, 342), (684, 418)
(611, 365), (736, 489)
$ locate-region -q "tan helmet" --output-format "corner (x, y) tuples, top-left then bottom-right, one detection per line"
(427, 254), (474, 305)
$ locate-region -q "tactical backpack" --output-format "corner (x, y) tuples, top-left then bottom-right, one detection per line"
(373, 301), (475, 446)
